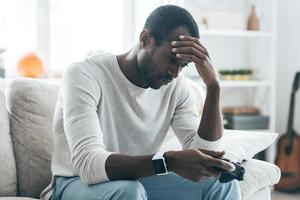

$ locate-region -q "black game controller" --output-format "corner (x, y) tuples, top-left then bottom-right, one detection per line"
(213, 158), (245, 183)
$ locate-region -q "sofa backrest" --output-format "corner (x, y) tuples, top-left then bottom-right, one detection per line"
(6, 78), (60, 198)
(0, 89), (17, 197)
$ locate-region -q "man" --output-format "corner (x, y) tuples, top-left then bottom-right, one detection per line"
(41, 5), (241, 200)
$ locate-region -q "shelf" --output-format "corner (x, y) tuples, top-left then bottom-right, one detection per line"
(249, 129), (275, 133)
(189, 77), (271, 88)
(220, 80), (271, 87)
(199, 30), (272, 38)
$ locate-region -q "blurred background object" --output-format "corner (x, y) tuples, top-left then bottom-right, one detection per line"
(204, 12), (245, 30)
(219, 69), (253, 80)
(247, 4), (260, 30)
(223, 106), (260, 115)
(17, 53), (44, 78)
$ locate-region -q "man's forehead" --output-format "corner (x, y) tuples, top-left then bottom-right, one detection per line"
(157, 27), (192, 65)
(166, 26), (191, 42)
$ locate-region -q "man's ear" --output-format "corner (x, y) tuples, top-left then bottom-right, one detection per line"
(139, 29), (152, 48)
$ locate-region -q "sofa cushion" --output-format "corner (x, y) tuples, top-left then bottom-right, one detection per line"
(0, 90), (17, 196)
(6, 78), (60, 198)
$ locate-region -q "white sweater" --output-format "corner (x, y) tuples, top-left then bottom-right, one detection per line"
(41, 51), (221, 199)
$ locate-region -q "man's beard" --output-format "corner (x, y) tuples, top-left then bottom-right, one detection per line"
(137, 56), (156, 88)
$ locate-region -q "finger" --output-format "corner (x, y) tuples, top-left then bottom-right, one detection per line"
(196, 176), (209, 182)
(205, 167), (221, 177)
(179, 35), (208, 52)
(215, 151), (225, 159)
(172, 46), (207, 60)
(200, 167), (220, 178)
(199, 149), (225, 158)
(179, 35), (201, 45)
(176, 53), (208, 66)
(199, 149), (225, 156)
(205, 157), (236, 171)
(171, 40), (208, 57)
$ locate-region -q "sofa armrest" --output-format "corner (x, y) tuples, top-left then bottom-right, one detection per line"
(245, 186), (271, 200)
(239, 159), (280, 200)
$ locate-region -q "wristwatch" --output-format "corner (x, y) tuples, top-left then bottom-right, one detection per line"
(152, 151), (169, 175)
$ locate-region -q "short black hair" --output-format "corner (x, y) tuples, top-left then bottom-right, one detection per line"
(143, 5), (199, 45)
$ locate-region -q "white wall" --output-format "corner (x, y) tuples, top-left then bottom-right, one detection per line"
(276, 0), (300, 134)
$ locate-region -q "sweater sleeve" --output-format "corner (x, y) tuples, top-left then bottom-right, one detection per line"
(62, 63), (113, 185)
(171, 77), (222, 151)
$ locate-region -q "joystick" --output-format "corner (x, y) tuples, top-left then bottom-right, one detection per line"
(213, 158), (245, 183)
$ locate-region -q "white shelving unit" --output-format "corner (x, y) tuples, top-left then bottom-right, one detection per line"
(199, 30), (272, 38)
(139, 0), (277, 161)
(179, 0), (277, 162)
(189, 76), (272, 88)
(180, 0), (277, 128)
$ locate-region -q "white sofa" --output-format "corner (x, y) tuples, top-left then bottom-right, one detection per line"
(0, 78), (280, 199)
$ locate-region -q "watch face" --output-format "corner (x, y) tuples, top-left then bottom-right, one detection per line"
(153, 158), (167, 174)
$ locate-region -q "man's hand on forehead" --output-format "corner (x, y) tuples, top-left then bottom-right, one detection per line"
(171, 35), (210, 62)
(170, 35), (219, 87)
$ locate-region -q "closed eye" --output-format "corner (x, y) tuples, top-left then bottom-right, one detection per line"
(169, 56), (178, 65)
(169, 56), (188, 68)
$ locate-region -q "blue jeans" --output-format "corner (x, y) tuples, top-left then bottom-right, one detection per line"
(52, 173), (241, 200)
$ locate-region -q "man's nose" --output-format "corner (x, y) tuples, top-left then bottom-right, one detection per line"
(168, 66), (181, 79)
